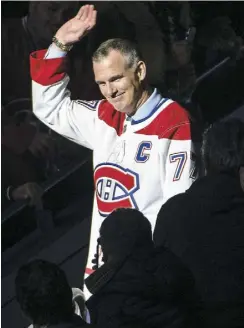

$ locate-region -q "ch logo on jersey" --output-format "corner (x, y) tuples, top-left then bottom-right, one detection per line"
(94, 163), (140, 217)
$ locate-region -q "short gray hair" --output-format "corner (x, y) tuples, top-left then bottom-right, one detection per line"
(92, 38), (143, 69)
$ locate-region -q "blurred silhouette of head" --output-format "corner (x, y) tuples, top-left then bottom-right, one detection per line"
(202, 118), (244, 189)
(15, 259), (74, 326)
(99, 208), (153, 263)
(28, 2), (80, 48)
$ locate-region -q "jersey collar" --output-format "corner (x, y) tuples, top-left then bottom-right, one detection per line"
(126, 88), (166, 125)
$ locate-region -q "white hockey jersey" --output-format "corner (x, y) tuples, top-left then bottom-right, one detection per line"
(30, 49), (196, 299)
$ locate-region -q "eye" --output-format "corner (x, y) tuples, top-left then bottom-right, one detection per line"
(110, 76), (123, 83)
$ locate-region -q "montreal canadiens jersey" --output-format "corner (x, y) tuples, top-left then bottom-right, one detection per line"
(30, 49), (196, 300)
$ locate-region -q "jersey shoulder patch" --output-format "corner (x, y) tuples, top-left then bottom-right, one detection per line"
(75, 100), (99, 111)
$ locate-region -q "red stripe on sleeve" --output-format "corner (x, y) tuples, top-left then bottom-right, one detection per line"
(30, 49), (67, 86)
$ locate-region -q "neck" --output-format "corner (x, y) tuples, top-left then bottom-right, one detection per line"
(128, 87), (153, 117)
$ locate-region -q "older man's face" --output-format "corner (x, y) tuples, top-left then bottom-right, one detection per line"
(93, 50), (146, 115)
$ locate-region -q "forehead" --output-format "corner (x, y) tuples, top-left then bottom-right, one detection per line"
(93, 50), (129, 80)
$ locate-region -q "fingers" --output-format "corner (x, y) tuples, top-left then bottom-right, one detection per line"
(79, 4), (90, 21)
(85, 5), (97, 30)
(77, 4), (96, 27)
(56, 4), (96, 46)
(87, 4), (94, 19)
(76, 5), (85, 19)
(89, 8), (97, 29)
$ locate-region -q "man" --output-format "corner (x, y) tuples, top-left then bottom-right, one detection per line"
(15, 259), (92, 328)
(30, 4), (196, 299)
(154, 119), (244, 328)
(85, 208), (198, 328)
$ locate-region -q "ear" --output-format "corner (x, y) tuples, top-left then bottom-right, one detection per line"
(136, 61), (146, 82)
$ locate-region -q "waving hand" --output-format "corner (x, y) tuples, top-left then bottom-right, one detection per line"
(55, 5), (97, 46)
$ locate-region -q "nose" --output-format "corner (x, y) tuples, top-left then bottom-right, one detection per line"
(106, 83), (117, 98)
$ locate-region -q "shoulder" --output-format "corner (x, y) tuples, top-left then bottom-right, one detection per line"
(97, 100), (125, 135)
(97, 99), (114, 116)
(158, 191), (187, 218)
(136, 99), (191, 140)
(154, 192), (188, 238)
(157, 100), (191, 139)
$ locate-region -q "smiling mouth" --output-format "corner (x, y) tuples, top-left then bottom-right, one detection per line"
(111, 93), (124, 101)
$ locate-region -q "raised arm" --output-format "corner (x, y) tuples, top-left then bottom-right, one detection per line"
(31, 5), (98, 149)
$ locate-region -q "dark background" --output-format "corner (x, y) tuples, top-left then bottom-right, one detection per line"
(2, 1), (29, 17)
(1, 1), (244, 35)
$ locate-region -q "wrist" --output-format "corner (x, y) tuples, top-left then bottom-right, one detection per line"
(51, 42), (67, 54)
(52, 35), (73, 52)
(54, 32), (68, 46)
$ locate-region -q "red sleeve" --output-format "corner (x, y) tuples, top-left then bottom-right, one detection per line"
(30, 49), (68, 86)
